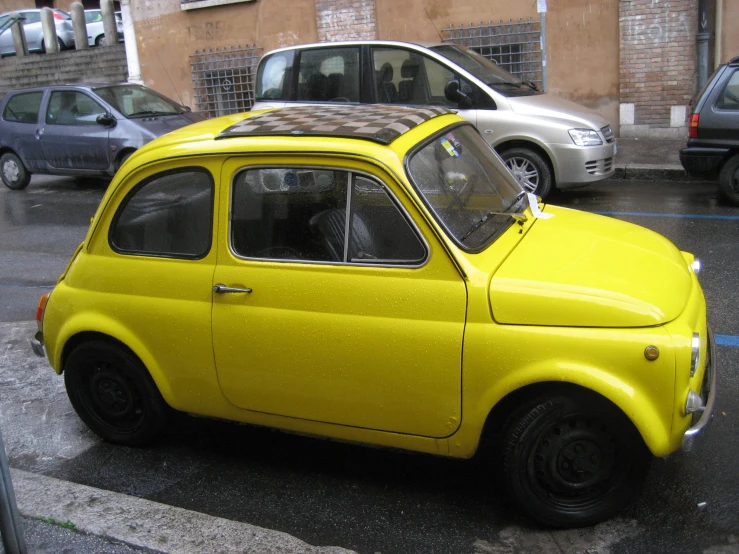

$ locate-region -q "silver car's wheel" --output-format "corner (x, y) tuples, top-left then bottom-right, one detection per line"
(506, 156), (539, 193)
(0, 153), (31, 190)
(500, 147), (553, 199)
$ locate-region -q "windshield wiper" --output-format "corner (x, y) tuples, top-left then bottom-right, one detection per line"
(460, 208), (527, 242)
(488, 81), (526, 88)
(128, 110), (178, 117)
(504, 190), (528, 212)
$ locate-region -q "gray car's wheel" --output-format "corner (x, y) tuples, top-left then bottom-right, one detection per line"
(501, 147), (553, 199)
(502, 390), (651, 528)
(718, 154), (739, 206)
(64, 340), (170, 446)
(0, 153), (31, 190)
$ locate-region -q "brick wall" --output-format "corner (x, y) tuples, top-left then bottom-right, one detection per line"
(619, 0), (697, 138)
(0, 45), (128, 100)
(315, 0), (377, 42)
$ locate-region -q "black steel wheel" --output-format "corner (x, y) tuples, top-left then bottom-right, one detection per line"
(500, 147), (553, 199)
(502, 391), (651, 527)
(718, 154), (739, 206)
(64, 341), (169, 446)
(0, 152), (30, 190)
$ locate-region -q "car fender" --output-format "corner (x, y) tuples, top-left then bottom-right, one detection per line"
(50, 310), (175, 404)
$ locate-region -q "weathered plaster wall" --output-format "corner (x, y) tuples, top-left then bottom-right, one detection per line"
(2, 1), (34, 12)
(720, 0), (738, 63)
(130, 0), (318, 108)
(546, 0), (620, 133)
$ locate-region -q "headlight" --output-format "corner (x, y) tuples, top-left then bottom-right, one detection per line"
(568, 128), (603, 147)
(690, 333), (700, 377)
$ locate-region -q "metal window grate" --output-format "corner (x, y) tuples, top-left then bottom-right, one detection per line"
(190, 45), (263, 118)
(442, 18), (542, 86)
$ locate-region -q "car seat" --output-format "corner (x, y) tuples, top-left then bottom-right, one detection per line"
(377, 62), (398, 103)
(398, 59), (421, 103)
(310, 208), (374, 262)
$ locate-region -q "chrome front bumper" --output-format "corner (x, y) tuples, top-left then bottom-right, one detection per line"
(30, 331), (45, 358)
(682, 329), (717, 451)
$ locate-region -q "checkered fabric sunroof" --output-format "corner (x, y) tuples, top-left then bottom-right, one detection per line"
(216, 105), (454, 145)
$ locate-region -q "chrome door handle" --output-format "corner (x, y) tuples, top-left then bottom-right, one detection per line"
(213, 284), (252, 294)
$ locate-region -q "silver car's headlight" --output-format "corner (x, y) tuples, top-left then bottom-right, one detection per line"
(568, 128), (603, 147)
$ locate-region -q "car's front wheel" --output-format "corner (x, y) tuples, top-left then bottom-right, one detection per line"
(502, 390), (651, 527)
(0, 152), (31, 190)
(64, 340), (170, 446)
(500, 147), (553, 199)
(718, 154), (739, 206)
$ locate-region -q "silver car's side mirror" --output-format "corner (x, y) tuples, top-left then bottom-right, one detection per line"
(96, 113), (116, 127)
(444, 80), (473, 109)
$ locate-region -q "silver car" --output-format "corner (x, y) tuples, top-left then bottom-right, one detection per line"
(253, 40), (616, 198)
(84, 9), (124, 47)
(0, 83), (204, 190)
(0, 9), (75, 56)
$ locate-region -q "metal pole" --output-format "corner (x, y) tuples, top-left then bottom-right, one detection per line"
(0, 430), (26, 554)
(537, 0), (547, 92)
(696, 0), (713, 88)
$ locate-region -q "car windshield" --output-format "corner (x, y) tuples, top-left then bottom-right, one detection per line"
(407, 124), (525, 251)
(430, 44), (539, 96)
(94, 85), (183, 118)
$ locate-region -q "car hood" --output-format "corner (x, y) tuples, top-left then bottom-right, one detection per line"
(489, 206), (692, 327)
(131, 112), (204, 138)
(507, 95), (610, 130)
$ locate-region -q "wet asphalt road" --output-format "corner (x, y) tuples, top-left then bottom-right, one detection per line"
(1, 176), (738, 553)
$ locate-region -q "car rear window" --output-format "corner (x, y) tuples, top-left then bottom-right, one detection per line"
(3, 92), (43, 124)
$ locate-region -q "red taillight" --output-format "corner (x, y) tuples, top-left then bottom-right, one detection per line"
(52, 11), (65, 20)
(688, 113), (699, 139)
(36, 292), (51, 327)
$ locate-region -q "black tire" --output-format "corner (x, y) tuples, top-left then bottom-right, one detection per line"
(95, 35), (106, 47)
(718, 154), (739, 206)
(64, 340), (170, 446)
(500, 147), (553, 199)
(502, 391), (651, 528)
(0, 152), (31, 190)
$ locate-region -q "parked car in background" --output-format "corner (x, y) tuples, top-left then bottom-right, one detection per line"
(253, 41), (617, 198)
(680, 56), (739, 204)
(0, 83), (203, 190)
(84, 9), (124, 47)
(31, 104), (714, 528)
(0, 9), (75, 56)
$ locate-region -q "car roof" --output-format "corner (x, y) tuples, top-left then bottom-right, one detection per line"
(730, 56), (739, 66)
(217, 105), (453, 145)
(1, 82), (137, 95)
(262, 40), (447, 57)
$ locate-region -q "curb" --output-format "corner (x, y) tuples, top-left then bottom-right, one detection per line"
(10, 468), (356, 554)
(613, 164), (691, 180)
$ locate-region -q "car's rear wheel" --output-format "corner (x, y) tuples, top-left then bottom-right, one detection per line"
(502, 390), (651, 527)
(0, 153), (31, 190)
(64, 341), (170, 446)
(95, 35), (106, 47)
(500, 147), (553, 199)
(718, 154), (739, 206)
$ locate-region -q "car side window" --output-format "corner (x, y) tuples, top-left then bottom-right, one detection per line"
(110, 169), (214, 259)
(296, 47), (360, 103)
(46, 91), (107, 126)
(22, 12), (40, 24)
(256, 51), (293, 101)
(717, 71), (739, 110)
(230, 168), (425, 265)
(372, 47), (482, 107)
(2, 92), (43, 124)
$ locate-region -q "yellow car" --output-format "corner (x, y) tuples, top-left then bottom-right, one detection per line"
(31, 105), (715, 528)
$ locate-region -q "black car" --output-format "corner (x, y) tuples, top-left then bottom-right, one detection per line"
(680, 56), (739, 204)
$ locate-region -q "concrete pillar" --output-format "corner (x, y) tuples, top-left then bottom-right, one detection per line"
(9, 13), (28, 57)
(100, 0), (117, 47)
(70, 2), (88, 50)
(119, 0), (142, 83)
(40, 7), (59, 54)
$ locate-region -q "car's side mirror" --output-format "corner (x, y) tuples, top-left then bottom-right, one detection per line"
(444, 80), (473, 109)
(96, 114), (116, 127)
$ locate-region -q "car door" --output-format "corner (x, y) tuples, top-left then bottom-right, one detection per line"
(211, 158), (467, 438)
(705, 68), (739, 144)
(40, 89), (111, 171)
(18, 11), (43, 52)
(0, 90), (46, 171)
(369, 46), (478, 126)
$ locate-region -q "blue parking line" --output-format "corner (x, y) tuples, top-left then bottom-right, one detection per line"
(593, 211), (739, 220)
(716, 335), (739, 347)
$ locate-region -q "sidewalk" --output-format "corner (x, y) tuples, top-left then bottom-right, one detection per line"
(614, 138), (688, 180)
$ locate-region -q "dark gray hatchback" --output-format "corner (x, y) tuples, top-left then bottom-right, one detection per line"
(680, 56), (739, 204)
(0, 83), (204, 190)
